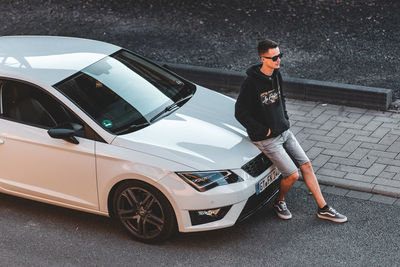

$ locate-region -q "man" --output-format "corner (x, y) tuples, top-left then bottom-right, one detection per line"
(235, 39), (347, 223)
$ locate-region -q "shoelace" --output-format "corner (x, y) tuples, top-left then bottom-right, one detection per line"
(328, 207), (339, 215)
(278, 201), (288, 211)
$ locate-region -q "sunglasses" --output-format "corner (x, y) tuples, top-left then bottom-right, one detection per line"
(262, 53), (283, 62)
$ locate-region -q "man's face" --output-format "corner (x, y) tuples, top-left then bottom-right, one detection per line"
(261, 47), (281, 69)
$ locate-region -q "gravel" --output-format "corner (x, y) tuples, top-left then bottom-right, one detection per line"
(1, 0), (399, 100)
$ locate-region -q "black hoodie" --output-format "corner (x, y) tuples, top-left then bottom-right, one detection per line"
(235, 64), (290, 141)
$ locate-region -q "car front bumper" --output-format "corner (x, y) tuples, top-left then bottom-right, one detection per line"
(158, 166), (282, 233)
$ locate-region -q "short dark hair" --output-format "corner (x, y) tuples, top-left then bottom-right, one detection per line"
(257, 39), (278, 56)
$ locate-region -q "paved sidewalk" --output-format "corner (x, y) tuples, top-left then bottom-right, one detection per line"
(228, 91), (400, 199)
(286, 98), (400, 198)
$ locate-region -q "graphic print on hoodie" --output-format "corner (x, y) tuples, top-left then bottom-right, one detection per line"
(234, 64), (290, 141)
(260, 89), (279, 105)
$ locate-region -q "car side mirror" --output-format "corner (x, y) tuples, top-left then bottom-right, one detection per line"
(47, 123), (83, 144)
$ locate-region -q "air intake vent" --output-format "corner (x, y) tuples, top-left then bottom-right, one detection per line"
(241, 153), (273, 177)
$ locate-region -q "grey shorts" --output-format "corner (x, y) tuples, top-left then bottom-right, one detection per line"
(252, 130), (310, 178)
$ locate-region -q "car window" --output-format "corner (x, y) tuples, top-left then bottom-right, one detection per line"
(113, 50), (189, 101)
(54, 50), (196, 135)
(0, 80), (81, 129)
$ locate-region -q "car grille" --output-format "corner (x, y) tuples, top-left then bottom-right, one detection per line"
(241, 153), (273, 177)
(236, 175), (282, 222)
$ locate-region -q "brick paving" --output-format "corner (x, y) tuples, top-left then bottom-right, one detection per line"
(285, 98), (400, 198)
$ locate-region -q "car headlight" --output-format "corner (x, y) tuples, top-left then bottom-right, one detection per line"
(176, 170), (243, 192)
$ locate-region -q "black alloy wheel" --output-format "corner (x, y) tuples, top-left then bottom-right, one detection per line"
(112, 180), (177, 243)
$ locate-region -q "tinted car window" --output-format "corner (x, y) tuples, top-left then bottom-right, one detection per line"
(0, 80), (80, 129)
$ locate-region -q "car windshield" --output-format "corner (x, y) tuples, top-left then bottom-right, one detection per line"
(54, 50), (195, 135)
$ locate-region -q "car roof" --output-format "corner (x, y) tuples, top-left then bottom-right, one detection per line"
(0, 36), (121, 86)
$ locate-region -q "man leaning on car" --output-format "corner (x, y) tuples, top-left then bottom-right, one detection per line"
(235, 39), (347, 223)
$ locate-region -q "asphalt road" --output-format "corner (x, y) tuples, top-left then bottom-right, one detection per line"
(1, 186), (399, 266)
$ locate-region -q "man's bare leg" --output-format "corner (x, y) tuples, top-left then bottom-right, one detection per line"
(299, 161), (326, 208)
(276, 172), (299, 201)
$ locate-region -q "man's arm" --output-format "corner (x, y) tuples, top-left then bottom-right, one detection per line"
(234, 79), (269, 136)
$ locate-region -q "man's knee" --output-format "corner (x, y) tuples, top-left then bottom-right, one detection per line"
(300, 161), (311, 166)
(300, 161), (314, 173)
(284, 171), (299, 184)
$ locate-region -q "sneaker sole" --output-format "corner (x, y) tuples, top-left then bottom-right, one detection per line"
(317, 213), (347, 223)
(275, 211), (292, 220)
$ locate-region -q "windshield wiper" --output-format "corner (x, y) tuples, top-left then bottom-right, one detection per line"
(150, 94), (193, 123)
(114, 122), (151, 135)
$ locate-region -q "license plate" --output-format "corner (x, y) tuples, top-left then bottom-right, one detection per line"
(256, 168), (279, 195)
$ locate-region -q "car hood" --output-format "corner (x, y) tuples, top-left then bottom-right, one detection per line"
(112, 86), (260, 171)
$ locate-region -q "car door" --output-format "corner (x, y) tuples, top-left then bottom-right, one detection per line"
(0, 80), (99, 210)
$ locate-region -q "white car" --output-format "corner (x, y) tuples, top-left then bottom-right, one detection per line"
(0, 36), (281, 243)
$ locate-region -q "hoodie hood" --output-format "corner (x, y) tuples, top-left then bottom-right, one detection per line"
(246, 64), (279, 85)
(112, 86), (261, 171)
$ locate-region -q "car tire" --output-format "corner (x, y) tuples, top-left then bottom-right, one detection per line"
(112, 180), (177, 243)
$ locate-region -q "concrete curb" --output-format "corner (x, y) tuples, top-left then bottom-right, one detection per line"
(295, 181), (400, 205)
(162, 62), (393, 110)
(298, 175), (400, 199)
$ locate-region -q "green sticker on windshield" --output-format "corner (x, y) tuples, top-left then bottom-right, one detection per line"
(102, 120), (113, 128)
